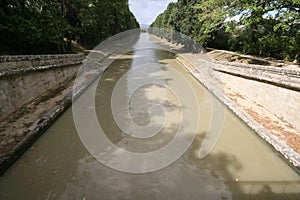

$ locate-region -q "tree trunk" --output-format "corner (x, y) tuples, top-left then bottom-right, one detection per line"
(293, 53), (299, 64)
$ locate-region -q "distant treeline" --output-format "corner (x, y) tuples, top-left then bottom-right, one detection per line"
(150, 0), (300, 62)
(0, 0), (139, 54)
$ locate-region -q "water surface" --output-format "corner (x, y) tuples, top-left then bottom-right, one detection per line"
(0, 33), (299, 200)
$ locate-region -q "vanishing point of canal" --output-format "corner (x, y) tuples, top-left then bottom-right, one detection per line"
(0, 33), (299, 199)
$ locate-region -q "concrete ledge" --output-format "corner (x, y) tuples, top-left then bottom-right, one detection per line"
(213, 60), (300, 91)
(0, 61), (82, 77)
(0, 54), (84, 62)
(0, 54), (85, 71)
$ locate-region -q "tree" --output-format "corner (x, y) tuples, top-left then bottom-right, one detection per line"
(150, 0), (300, 61)
(0, 0), (139, 54)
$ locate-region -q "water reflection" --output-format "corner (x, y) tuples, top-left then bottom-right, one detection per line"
(0, 33), (299, 199)
(95, 49), (182, 153)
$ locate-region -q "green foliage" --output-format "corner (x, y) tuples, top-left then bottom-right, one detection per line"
(230, 0), (300, 60)
(150, 0), (204, 51)
(0, 0), (139, 54)
(150, 0), (300, 61)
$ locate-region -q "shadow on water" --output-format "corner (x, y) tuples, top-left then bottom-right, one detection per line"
(0, 110), (95, 199)
(95, 49), (181, 152)
(184, 131), (300, 200)
(93, 47), (300, 199)
(0, 33), (299, 200)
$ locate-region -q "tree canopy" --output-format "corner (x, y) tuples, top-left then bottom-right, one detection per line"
(0, 0), (139, 54)
(150, 0), (300, 62)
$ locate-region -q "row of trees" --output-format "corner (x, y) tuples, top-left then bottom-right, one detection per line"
(150, 0), (300, 62)
(0, 0), (139, 54)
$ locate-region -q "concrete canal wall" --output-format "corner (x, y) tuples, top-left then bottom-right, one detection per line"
(0, 54), (85, 121)
(176, 53), (300, 171)
(0, 30), (140, 176)
(213, 61), (300, 132)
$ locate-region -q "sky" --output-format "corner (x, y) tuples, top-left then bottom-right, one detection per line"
(129, 0), (177, 26)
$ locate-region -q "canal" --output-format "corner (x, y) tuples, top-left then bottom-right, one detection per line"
(0, 33), (299, 199)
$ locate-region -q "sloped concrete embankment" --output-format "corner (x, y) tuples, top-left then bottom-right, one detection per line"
(0, 54), (88, 175)
(149, 34), (300, 171)
(0, 54), (85, 121)
(176, 54), (300, 172)
(213, 60), (300, 131)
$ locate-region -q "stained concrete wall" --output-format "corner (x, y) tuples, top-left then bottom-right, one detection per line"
(213, 61), (300, 131)
(0, 54), (85, 121)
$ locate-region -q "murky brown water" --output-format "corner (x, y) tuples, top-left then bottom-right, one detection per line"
(0, 33), (299, 200)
